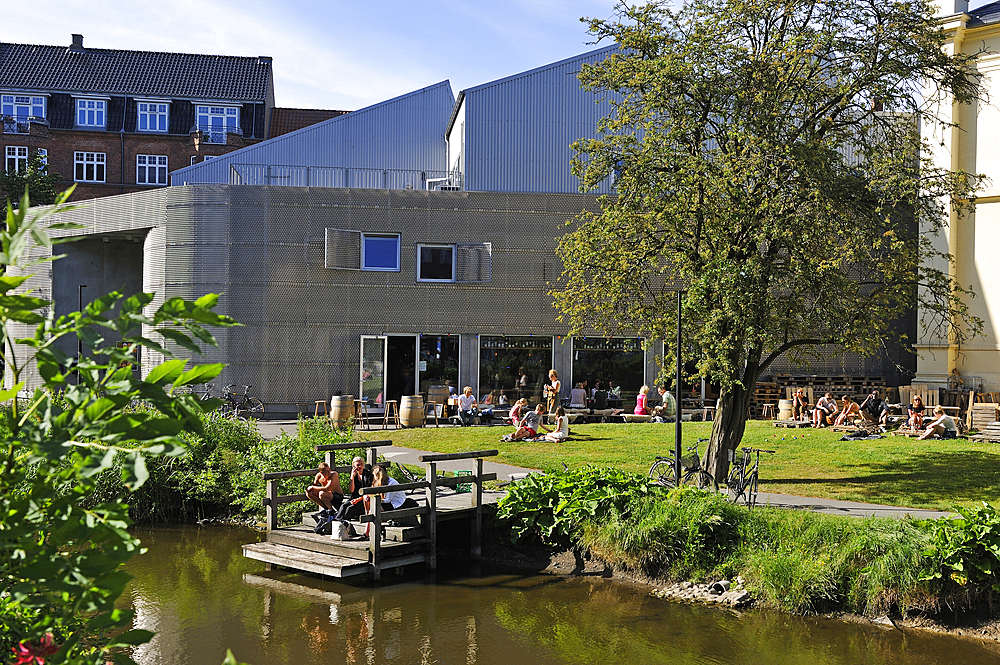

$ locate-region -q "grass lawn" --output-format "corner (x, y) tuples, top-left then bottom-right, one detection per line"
(351, 420), (1000, 511)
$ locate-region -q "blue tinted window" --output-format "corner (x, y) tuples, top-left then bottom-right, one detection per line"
(363, 235), (399, 270)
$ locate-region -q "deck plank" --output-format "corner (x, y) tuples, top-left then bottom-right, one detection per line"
(242, 542), (371, 578)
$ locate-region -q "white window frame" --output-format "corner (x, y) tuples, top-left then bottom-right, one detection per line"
(74, 151), (106, 183)
(5, 146), (27, 172)
(136, 100), (169, 133)
(416, 244), (456, 282)
(362, 233), (401, 272)
(1, 94), (46, 133)
(136, 154), (168, 186)
(75, 97), (108, 128)
(196, 105), (240, 143)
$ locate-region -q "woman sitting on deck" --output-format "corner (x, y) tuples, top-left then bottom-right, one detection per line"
(569, 383), (588, 408)
(834, 395), (861, 426)
(907, 396), (925, 431)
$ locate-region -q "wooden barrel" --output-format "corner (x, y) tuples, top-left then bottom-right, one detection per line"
(427, 386), (449, 416)
(400, 395), (425, 428)
(777, 398), (793, 421)
(331, 394), (355, 429)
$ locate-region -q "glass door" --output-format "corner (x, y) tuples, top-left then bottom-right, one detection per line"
(360, 336), (387, 407)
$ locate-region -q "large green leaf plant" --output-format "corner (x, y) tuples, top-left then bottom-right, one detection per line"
(0, 190), (238, 664)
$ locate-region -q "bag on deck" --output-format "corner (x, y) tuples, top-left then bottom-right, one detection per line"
(330, 518), (356, 540)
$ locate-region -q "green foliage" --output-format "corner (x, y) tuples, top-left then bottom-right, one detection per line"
(497, 466), (660, 546)
(555, 0), (986, 478)
(922, 502), (1000, 590)
(1, 153), (61, 208)
(0, 189), (237, 664)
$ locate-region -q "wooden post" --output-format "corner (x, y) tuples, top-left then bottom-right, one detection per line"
(426, 462), (437, 570)
(266, 479), (278, 531)
(471, 457), (483, 562)
(370, 498), (382, 582)
(367, 446), (377, 469)
(325, 450), (334, 468)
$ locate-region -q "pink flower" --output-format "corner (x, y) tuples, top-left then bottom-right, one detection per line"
(11, 634), (59, 665)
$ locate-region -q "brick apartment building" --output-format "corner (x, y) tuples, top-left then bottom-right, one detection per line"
(0, 34), (276, 200)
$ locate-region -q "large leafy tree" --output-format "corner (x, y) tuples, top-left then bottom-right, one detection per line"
(555, 0), (983, 479)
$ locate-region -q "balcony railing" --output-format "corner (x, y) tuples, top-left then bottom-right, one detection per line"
(195, 123), (243, 144)
(2, 115), (45, 134)
(227, 164), (463, 191)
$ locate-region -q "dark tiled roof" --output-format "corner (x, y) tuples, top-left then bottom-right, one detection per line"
(270, 107), (348, 137)
(968, 1), (1000, 27)
(0, 41), (272, 101)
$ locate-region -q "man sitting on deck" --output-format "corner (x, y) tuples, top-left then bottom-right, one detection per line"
(859, 389), (889, 427)
(334, 456), (376, 521)
(305, 462), (344, 511)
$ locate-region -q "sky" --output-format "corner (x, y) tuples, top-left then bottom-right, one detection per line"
(5, 0), (624, 111)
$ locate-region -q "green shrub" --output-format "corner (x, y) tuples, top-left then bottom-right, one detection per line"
(923, 502), (1000, 590)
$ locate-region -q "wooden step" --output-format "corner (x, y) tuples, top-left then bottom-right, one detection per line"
(269, 524), (429, 559)
(242, 542), (372, 578)
(301, 511), (425, 542)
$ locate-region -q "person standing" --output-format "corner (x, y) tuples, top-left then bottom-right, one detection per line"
(546, 370), (561, 414)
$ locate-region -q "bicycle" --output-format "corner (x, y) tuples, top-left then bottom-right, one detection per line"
(219, 384), (264, 420)
(648, 438), (715, 489)
(726, 447), (775, 508)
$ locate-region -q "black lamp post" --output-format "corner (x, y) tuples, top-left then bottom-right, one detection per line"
(77, 284), (87, 383)
(673, 289), (684, 486)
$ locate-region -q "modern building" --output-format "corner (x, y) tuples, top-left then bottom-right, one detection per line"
(1, 34), (274, 200)
(918, 0), (1000, 391)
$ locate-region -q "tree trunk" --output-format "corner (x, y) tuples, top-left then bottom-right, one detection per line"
(704, 381), (757, 482)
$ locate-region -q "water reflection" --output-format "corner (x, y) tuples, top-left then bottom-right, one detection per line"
(123, 526), (1000, 665)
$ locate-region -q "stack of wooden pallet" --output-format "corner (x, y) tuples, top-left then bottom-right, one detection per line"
(970, 421), (1000, 443)
(774, 375), (886, 400)
(751, 382), (781, 417)
(968, 402), (999, 430)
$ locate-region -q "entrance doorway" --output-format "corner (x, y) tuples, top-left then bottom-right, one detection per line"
(360, 335), (417, 407)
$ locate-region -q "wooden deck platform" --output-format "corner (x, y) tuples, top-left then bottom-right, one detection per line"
(772, 419), (811, 428)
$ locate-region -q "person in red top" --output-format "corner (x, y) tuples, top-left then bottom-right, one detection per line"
(634, 385), (650, 415)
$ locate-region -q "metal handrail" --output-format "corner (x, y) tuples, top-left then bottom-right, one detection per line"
(227, 163), (463, 191)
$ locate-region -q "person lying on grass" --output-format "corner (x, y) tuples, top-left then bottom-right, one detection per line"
(918, 405), (958, 440)
(501, 403), (551, 442)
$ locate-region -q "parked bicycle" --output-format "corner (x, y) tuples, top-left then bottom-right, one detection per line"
(726, 447), (775, 508)
(648, 438), (715, 489)
(218, 384), (264, 420)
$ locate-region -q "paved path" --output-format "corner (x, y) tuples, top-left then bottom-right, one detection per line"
(255, 419), (953, 519)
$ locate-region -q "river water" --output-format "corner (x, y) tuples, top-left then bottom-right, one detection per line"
(122, 526), (1000, 665)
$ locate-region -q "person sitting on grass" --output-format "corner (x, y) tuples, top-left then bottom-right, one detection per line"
(907, 396), (925, 431)
(306, 461), (344, 512)
(502, 404), (551, 441)
(812, 392), (838, 428)
(543, 407), (569, 442)
(834, 395), (861, 426)
(918, 405), (958, 440)
(859, 389), (889, 427)
(792, 388), (809, 421)
(507, 397), (527, 426)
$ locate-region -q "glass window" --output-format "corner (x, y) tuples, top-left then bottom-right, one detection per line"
(419, 335), (459, 396)
(362, 234), (400, 271)
(5, 146), (27, 172)
(137, 102), (168, 132)
(36, 148), (47, 165)
(196, 105), (239, 143)
(417, 244), (455, 281)
(478, 336), (553, 404)
(74, 151), (106, 182)
(2, 95), (45, 133)
(136, 154), (168, 185)
(571, 337), (645, 406)
(76, 99), (106, 127)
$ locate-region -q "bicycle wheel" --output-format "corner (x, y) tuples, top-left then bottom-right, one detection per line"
(240, 398), (264, 419)
(648, 460), (676, 488)
(683, 468), (715, 490)
(746, 470), (760, 508)
(726, 466), (744, 502)
(217, 403), (238, 420)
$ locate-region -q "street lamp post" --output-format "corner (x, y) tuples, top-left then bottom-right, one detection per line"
(77, 284), (87, 383)
(674, 289), (683, 486)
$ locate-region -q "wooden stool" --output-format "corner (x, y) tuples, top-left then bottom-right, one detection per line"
(354, 400), (370, 431)
(314, 400), (328, 418)
(382, 400), (400, 429)
(424, 402), (440, 427)
(761, 404), (776, 420)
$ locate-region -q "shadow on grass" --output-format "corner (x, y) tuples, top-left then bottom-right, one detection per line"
(767, 448), (1000, 507)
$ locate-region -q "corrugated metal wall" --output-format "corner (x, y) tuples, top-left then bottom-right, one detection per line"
(169, 82), (455, 186)
(462, 45), (619, 194)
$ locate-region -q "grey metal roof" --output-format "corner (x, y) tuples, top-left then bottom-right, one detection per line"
(967, 1), (1000, 27)
(0, 40), (272, 101)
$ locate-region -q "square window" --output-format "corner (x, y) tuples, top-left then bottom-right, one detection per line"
(137, 102), (168, 132)
(417, 244), (455, 281)
(196, 105), (240, 143)
(2, 94), (45, 133)
(74, 151), (106, 182)
(362, 234), (400, 271)
(5, 146), (27, 172)
(137, 154), (168, 185)
(76, 99), (106, 128)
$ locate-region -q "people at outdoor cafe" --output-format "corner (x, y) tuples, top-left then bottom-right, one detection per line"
(834, 395), (861, 426)
(792, 388), (809, 421)
(457, 386), (478, 426)
(569, 383), (588, 408)
(812, 391), (838, 428)
(907, 396), (925, 430)
(918, 405), (958, 440)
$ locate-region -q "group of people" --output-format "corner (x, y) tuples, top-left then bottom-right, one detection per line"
(305, 456), (419, 528)
(632, 384), (677, 418)
(501, 401), (569, 442)
(800, 388), (958, 440)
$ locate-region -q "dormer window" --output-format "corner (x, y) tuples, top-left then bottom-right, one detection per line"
(1, 94), (46, 134)
(196, 105), (240, 143)
(76, 98), (107, 128)
(137, 100), (169, 132)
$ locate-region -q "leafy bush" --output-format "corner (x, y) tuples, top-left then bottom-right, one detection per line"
(923, 502), (1000, 590)
(497, 466), (660, 546)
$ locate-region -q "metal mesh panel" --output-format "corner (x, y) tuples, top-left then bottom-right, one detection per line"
(325, 229), (361, 269)
(456, 243), (491, 282)
(268, 244), (309, 283)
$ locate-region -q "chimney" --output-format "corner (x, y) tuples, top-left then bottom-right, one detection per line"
(70, 34), (84, 52)
(257, 56), (272, 65)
